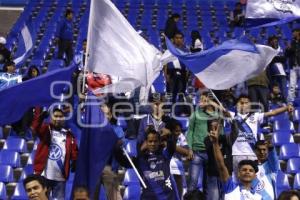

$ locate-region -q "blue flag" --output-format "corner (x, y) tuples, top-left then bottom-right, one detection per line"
(166, 37), (278, 90)
(245, 0), (300, 28)
(13, 19), (36, 67)
(73, 94), (118, 199)
(0, 64), (77, 126)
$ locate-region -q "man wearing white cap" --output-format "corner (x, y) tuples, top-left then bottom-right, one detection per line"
(0, 36), (12, 67)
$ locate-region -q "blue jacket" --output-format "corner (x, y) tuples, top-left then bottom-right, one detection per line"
(56, 18), (73, 40)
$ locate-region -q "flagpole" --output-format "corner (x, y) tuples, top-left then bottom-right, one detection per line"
(122, 147), (147, 189)
(81, 0), (95, 94)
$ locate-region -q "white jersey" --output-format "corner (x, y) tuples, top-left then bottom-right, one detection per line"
(224, 178), (262, 200)
(42, 128), (67, 181)
(230, 112), (264, 156)
(170, 133), (187, 175)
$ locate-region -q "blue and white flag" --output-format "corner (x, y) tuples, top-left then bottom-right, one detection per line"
(13, 20), (36, 67)
(245, 0), (300, 28)
(166, 38), (278, 90)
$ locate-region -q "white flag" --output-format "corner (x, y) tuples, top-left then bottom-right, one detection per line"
(246, 0), (300, 19)
(86, 0), (164, 101)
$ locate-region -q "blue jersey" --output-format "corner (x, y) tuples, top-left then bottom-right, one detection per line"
(253, 148), (279, 200)
(116, 135), (179, 200)
(223, 177), (262, 200)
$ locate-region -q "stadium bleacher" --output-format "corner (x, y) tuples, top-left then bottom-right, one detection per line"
(0, 0), (300, 199)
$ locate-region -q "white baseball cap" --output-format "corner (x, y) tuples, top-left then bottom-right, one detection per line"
(0, 37), (6, 44)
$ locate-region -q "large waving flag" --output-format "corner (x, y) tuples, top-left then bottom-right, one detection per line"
(86, 0), (164, 102)
(245, 0), (300, 28)
(166, 38), (278, 90)
(13, 20), (36, 67)
(73, 94), (118, 199)
(0, 64), (77, 126)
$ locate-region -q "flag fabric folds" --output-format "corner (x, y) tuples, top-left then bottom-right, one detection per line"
(0, 64), (77, 126)
(86, 0), (162, 95)
(245, 0), (300, 28)
(166, 38), (278, 90)
(72, 93), (118, 199)
(14, 20), (36, 67)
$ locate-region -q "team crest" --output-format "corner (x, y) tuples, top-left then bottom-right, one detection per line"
(255, 180), (265, 192)
(267, 0), (296, 14)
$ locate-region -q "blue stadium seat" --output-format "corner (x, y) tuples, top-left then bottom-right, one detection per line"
(179, 117), (189, 132)
(47, 59), (65, 71)
(11, 182), (27, 200)
(123, 168), (140, 186)
(3, 137), (28, 153)
(273, 120), (295, 133)
(26, 151), (35, 165)
(0, 182), (6, 200)
(276, 171), (291, 196)
(19, 164), (34, 181)
(0, 127), (3, 139)
(279, 143), (300, 160)
(286, 158), (300, 174)
(123, 185), (141, 200)
(0, 165), (14, 183)
(117, 116), (128, 130)
(0, 150), (21, 167)
(294, 172), (300, 190)
(125, 139), (137, 157)
(272, 131), (294, 146)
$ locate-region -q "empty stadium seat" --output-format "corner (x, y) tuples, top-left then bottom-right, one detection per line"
(26, 151), (35, 165)
(47, 59), (65, 71)
(0, 182), (6, 200)
(276, 171), (291, 196)
(123, 168), (140, 186)
(0, 165), (14, 183)
(19, 164), (34, 181)
(273, 120), (295, 133)
(123, 185), (141, 200)
(272, 131), (294, 146)
(179, 117), (189, 132)
(0, 150), (21, 168)
(11, 182), (27, 200)
(279, 143), (300, 160)
(117, 116), (128, 130)
(125, 139), (137, 157)
(294, 172), (300, 190)
(286, 158), (300, 174)
(3, 137), (28, 153)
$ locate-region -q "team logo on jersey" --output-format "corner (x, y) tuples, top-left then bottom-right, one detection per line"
(150, 162), (156, 169)
(48, 144), (62, 161)
(267, 0), (296, 14)
(255, 180), (265, 192)
(165, 177), (172, 190)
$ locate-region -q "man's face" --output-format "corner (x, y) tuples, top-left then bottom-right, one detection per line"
(25, 180), (48, 200)
(238, 165), (256, 183)
(67, 13), (73, 20)
(6, 64), (15, 73)
(73, 191), (89, 200)
(31, 68), (39, 77)
(174, 125), (181, 137)
(51, 110), (65, 129)
(271, 39), (278, 49)
(255, 144), (268, 162)
(237, 97), (250, 114)
(173, 34), (184, 48)
(174, 17), (180, 22)
(146, 133), (159, 152)
(272, 86), (280, 95)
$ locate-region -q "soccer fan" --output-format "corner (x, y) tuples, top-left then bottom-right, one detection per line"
(23, 174), (49, 200)
(116, 126), (180, 200)
(31, 107), (78, 199)
(228, 94), (293, 180)
(164, 13), (181, 39)
(253, 140), (279, 200)
(56, 9), (74, 65)
(209, 121), (262, 200)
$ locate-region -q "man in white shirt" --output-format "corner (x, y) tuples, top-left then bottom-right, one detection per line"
(229, 94), (293, 181)
(210, 121), (262, 200)
(253, 140), (279, 200)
